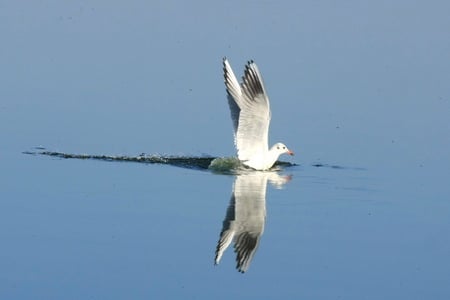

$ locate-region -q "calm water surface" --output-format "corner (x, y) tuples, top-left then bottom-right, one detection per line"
(1, 1), (449, 299)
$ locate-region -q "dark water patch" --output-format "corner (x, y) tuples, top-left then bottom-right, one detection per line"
(311, 163), (366, 171)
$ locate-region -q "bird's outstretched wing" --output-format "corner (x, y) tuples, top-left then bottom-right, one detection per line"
(223, 58), (271, 161)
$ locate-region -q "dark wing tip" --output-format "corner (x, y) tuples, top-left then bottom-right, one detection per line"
(223, 58), (229, 80)
(242, 60), (265, 97)
(223, 58), (231, 94)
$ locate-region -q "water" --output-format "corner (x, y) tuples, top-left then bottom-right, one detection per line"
(2, 1), (450, 299)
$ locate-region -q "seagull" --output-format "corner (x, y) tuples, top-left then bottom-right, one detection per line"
(223, 58), (293, 170)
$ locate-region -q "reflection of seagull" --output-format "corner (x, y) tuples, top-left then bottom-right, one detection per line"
(223, 58), (294, 171)
(214, 172), (291, 273)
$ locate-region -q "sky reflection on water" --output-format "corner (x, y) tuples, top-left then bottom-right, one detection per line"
(1, 1), (450, 299)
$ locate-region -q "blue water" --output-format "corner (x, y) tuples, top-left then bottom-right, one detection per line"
(1, 1), (450, 299)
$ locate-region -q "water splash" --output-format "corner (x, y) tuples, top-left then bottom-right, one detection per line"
(24, 148), (297, 173)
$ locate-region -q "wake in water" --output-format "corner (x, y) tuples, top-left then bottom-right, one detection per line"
(24, 148), (365, 172)
(24, 148), (297, 174)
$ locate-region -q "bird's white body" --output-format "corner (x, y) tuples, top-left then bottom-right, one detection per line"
(223, 58), (293, 170)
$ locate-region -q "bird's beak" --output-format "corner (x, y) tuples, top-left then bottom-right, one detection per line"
(287, 150), (294, 156)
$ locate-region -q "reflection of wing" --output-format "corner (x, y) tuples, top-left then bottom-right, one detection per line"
(215, 172), (290, 273)
(234, 231), (260, 273)
(214, 194), (236, 265)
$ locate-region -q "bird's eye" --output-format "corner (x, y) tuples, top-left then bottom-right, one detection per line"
(283, 146), (286, 149)
(277, 146), (280, 150)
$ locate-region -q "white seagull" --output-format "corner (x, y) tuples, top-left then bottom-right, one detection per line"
(223, 58), (293, 170)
